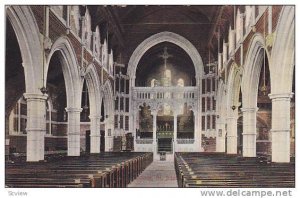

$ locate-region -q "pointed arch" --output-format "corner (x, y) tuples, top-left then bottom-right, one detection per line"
(241, 33), (268, 108)
(102, 80), (114, 118)
(270, 6), (295, 94)
(6, 6), (43, 93)
(227, 63), (242, 115)
(46, 36), (81, 108)
(127, 31), (204, 86)
(82, 63), (102, 117)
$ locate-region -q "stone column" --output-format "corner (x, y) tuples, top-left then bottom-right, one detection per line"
(151, 110), (157, 153)
(216, 118), (226, 152)
(104, 120), (109, 151)
(193, 110), (202, 151)
(132, 107), (139, 151)
(24, 93), (48, 162)
(269, 93), (293, 162)
(104, 118), (113, 152)
(89, 115), (101, 153)
(196, 76), (202, 151)
(241, 107), (258, 157)
(226, 116), (238, 154)
(173, 113), (178, 153)
(66, 107), (82, 156)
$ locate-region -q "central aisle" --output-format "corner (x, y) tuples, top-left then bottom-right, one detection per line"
(128, 161), (178, 187)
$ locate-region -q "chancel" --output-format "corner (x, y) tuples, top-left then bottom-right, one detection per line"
(5, 5), (295, 188)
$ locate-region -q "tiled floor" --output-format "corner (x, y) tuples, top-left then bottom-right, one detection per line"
(128, 161), (178, 187)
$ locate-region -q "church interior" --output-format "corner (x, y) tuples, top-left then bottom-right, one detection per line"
(5, 5), (295, 188)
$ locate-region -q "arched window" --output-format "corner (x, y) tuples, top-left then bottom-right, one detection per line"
(165, 69), (171, 79)
(162, 69), (172, 86)
(151, 79), (156, 87)
(177, 78), (184, 87)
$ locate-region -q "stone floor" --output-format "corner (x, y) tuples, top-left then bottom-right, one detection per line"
(128, 161), (178, 187)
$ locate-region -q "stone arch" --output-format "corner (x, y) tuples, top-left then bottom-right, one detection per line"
(227, 63), (242, 114)
(82, 64), (101, 117)
(270, 6), (295, 94)
(240, 33), (270, 157)
(101, 80), (114, 151)
(6, 6), (43, 93)
(268, 6), (294, 163)
(102, 80), (114, 119)
(225, 62), (243, 154)
(46, 36), (81, 108)
(127, 31), (204, 86)
(241, 33), (269, 108)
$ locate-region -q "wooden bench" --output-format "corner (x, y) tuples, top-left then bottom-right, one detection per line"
(174, 152), (295, 188)
(6, 152), (153, 188)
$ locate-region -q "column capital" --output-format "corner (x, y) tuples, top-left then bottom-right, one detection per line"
(23, 93), (48, 101)
(65, 107), (83, 113)
(89, 115), (101, 120)
(151, 110), (158, 116)
(240, 107), (259, 113)
(270, 129), (290, 133)
(226, 116), (238, 121)
(173, 112), (179, 117)
(268, 93), (294, 100)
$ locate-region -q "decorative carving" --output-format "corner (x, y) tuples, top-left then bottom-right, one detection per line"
(43, 37), (52, 52)
(177, 139), (195, 144)
(92, 26), (101, 62)
(266, 33), (275, 48)
(80, 67), (86, 78)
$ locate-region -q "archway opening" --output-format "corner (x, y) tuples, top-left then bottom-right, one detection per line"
(100, 99), (105, 152)
(135, 42), (196, 87)
(256, 51), (271, 156)
(290, 68), (295, 158)
(157, 104), (174, 154)
(6, 18), (26, 155)
(46, 51), (68, 152)
(80, 80), (91, 153)
(237, 87), (243, 155)
(81, 80), (90, 122)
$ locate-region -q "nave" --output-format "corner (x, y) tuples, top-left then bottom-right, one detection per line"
(5, 152), (295, 188)
(4, 5), (295, 189)
(128, 161), (178, 187)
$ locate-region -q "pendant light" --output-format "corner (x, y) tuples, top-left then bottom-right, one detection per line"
(40, 6), (48, 95)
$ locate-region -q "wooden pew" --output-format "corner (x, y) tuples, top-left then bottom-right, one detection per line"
(174, 152), (295, 188)
(6, 152), (153, 188)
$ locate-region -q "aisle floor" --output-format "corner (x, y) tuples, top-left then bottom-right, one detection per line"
(128, 161), (178, 187)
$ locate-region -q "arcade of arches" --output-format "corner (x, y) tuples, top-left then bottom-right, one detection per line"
(5, 5), (295, 187)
